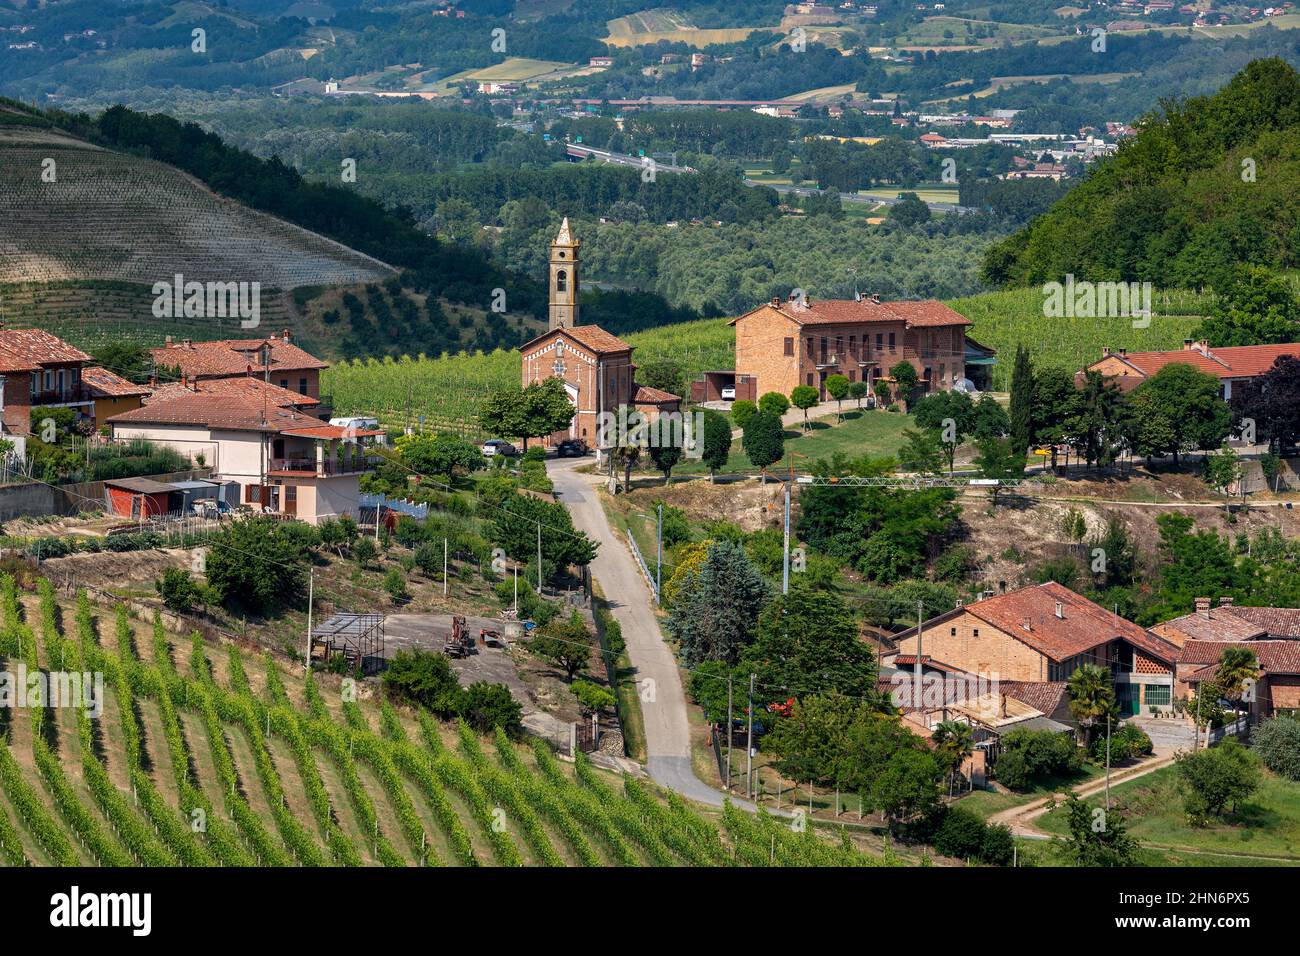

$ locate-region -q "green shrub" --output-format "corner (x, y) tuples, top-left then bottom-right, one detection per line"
(1251, 715), (1300, 781)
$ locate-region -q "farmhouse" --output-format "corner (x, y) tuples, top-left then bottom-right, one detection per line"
(712, 293), (992, 404)
(81, 366), (151, 426)
(148, 330), (328, 399)
(0, 328), (94, 435)
(519, 219), (680, 457)
(1080, 339), (1300, 399)
(1177, 640), (1300, 720)
(891, 581), (1179, 717)
(107, 385), (383, 525)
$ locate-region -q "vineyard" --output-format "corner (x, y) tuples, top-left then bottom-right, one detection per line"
(0, 126), (393, 289)
(0, 575), (896, 867)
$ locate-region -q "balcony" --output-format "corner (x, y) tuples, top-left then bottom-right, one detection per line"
(30, 386), (92, 406)
(268, 455), (379, 477)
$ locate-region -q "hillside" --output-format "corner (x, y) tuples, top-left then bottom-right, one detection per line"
(0, 121), (394, 288)
(0, 575), (894, 868)
(982, 58), (1300, 290)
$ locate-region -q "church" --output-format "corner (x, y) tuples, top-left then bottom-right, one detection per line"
(519, 219), (681, 460)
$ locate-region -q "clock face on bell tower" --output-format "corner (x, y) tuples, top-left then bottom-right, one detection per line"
(549, 217), (579, 331)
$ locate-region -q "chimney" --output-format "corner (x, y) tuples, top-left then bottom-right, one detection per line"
(1194, 596), (1211, 618)
(1193, 339), (1209, 355)
(1054, 601), (1064, 619)
(1183, 338), (1194, 350)
(182, 338), (193, 350)
(1102, 346), (1110, 358)
(1218, 596), (1234, 608)
(870, 292), (881, 303)
(165, 335), (174, 347)
(1117, 347), (1127, 358)
(281, 328), (291, 343)
(771, 296), (782, 308)
(1022, 617), (1032, 632)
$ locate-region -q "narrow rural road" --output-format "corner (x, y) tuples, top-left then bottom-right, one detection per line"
(548, 458), (737, 807)
(988, 752), (1179, 840)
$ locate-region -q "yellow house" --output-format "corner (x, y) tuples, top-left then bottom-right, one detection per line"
(82, 367), (151, 428)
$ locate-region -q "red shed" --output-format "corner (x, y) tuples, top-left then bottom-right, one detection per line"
(105, 477), (177, 518)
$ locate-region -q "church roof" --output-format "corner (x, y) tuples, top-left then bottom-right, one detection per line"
(522, 325), (632, 356)
(554, 216), (577, 247)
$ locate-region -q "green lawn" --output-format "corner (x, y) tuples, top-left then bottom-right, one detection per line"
(959, 764), (1104, 820)
(670, 408), (915, 477)
(1036, 765), (1300, 863)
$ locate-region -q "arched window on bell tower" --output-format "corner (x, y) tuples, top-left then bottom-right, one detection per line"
(556, 270), (567, 293)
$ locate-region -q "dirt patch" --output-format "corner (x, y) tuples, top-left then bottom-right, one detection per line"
(39, 547), (191, 591)
(620, 479), (786, 533)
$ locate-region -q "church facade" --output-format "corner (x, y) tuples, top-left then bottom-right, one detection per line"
(519, 219), (680, 457)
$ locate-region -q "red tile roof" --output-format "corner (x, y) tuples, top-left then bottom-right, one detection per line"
(1179, 640), (1300, 676)
(964, 581), (1178, 664)
(998, 681), (1070, 716)
(522, 325), (633, 356)
(1221, 606), (1300, 639)
(1094, 343), (1300, 381)
(82, 367), (152, 399)
(108, 392), (323, 434)
(632, 383), (681, 404)
(149, 335), (327, 378)
(1156, 608), (1266, 643)
(730, 297), (971, 329)
(0, 329), (92, 369)
(147, 376), (319, 409)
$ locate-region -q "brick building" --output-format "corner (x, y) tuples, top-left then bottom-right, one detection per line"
(718, 293), (991, 404)
(149, 330), (328, 399)
(519, 219), (680, 457)
(0, 329), (94, 435)
(891, 581), (1179, 717)
(1079, 339), (1300, 400)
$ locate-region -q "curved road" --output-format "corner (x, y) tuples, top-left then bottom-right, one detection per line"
(548, 459), (741, 807)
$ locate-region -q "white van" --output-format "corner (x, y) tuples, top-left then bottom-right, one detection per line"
(329, 416), (380, 431)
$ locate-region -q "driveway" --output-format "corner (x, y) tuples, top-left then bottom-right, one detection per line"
(548, 458), (739, 807)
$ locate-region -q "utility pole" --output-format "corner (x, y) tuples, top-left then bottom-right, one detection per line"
(914, 599), (924, 713)
(512, 564), (518, 615)
(374, 492), (383, 542)
(655, 503), (663, 605)
(442, 537), (448, 597)
(745, 673), (755, 798)
(725, 675), (733, 791)
(304, 570), (314, 676)
(1104, 713), (1112, 813)
(782, 481), (791, 594)
(536, 520), (543, 594)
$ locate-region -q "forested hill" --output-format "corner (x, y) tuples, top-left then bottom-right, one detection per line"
(981, 58), (1300, 291)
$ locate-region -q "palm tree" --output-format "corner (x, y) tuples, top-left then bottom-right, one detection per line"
(932, 720), (974, 794)
(1068, 663), (1116, 745)
(1216, 647), (1261, 714)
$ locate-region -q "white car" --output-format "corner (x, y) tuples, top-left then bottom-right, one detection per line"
(721, 386), (737, 401)
(481, 439), (518, 458)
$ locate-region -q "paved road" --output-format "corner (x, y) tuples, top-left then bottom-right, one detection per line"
(548, 458), (740, 807)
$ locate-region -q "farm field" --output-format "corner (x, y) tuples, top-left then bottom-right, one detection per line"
(947, 286), (1208, 390)
(1034, 765), (1300, 865)
(858, 186), (960, 205)
(0, 576), (895, 868)
(604, 10), (775, 47)
(894, 16), (1065, 46)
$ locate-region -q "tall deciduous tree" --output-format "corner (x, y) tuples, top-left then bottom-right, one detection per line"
(1127, 364), (1232, 465)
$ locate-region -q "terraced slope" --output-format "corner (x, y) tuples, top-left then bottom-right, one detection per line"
(0, 125), (394, 288)
(0, 576), (897, 868)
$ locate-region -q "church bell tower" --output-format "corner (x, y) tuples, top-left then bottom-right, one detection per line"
(548, 217), (579, 330)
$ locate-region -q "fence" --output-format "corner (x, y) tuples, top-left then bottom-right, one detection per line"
(625, 529), (657, 601)
(359, 493), (430, 521)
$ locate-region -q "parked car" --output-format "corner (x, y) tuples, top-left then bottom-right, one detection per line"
(481, 439), (518, 458)
(556, 438), (588, 457)
(720, 386), (736, 401)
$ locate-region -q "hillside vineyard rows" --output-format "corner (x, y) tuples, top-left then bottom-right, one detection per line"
(0, 135), (393, 289)
(0, 577), (888, 868)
